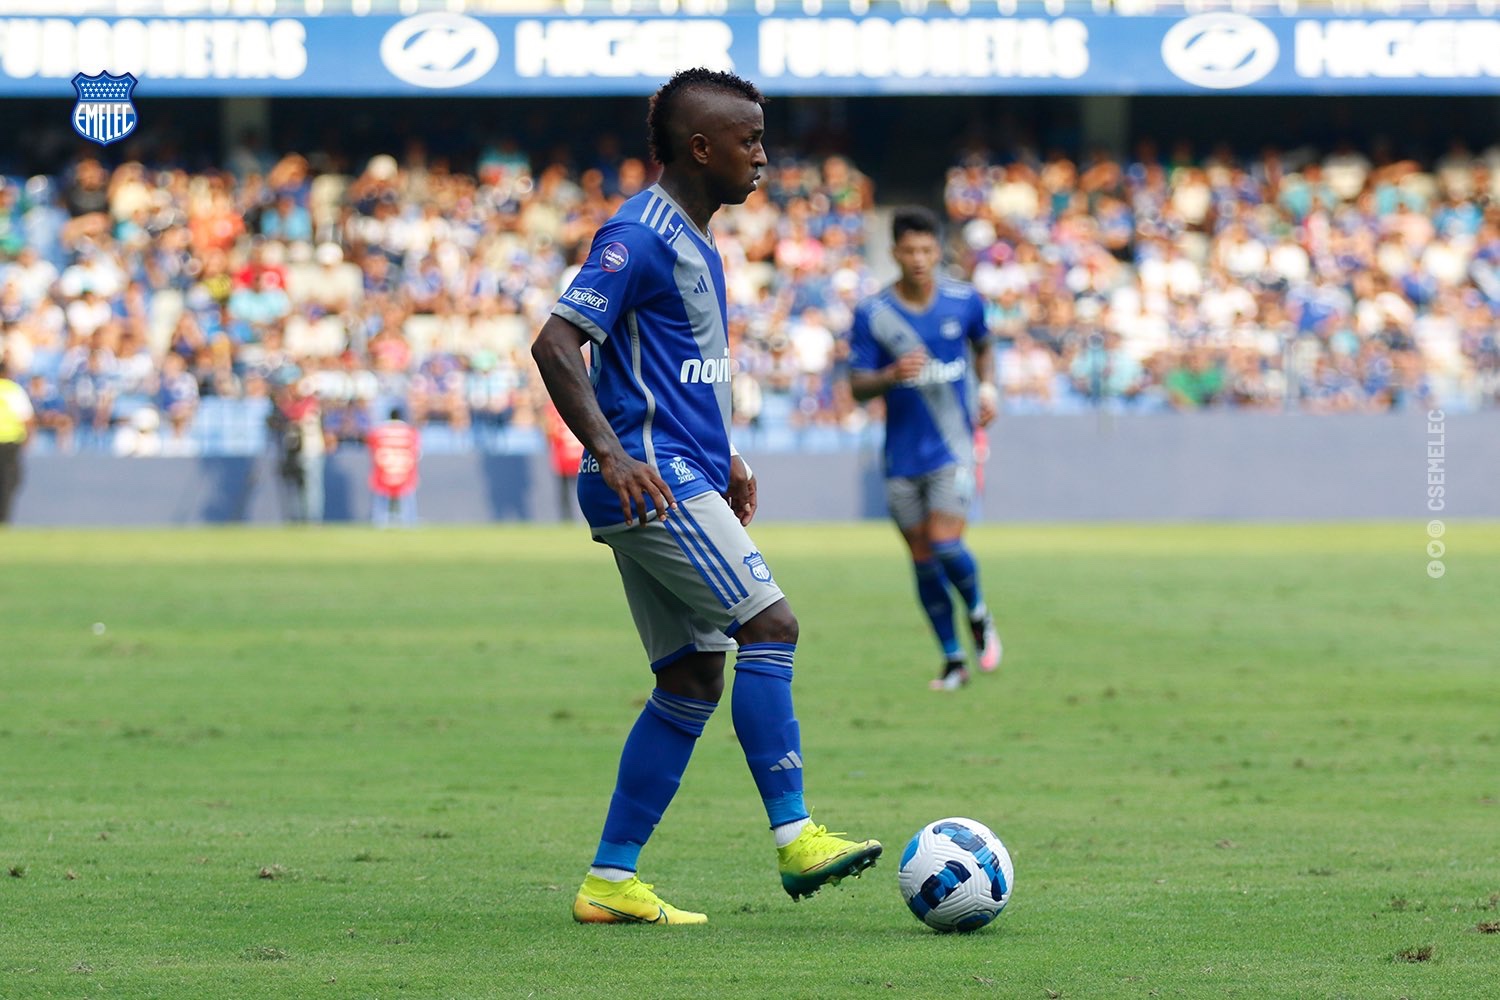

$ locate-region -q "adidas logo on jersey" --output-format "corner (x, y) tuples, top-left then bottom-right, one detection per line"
(679, 351), (734, 384)
(692, 274), (709, 294)
(769, 750), (804, 772)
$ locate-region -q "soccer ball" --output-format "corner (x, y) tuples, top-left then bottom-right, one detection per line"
(898, 817), (1013, 933)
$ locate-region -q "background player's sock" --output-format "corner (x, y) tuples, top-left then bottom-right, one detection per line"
(914, 558), (962, 659)
(592, 689), (716, 873)
(732, 643), (809, 832)
(932, 539), (984, 615)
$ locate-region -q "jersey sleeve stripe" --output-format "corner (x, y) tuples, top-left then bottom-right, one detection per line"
(553, 302), (609, 343)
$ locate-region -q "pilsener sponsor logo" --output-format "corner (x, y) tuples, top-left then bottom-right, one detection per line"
(563, 287), (609, 313)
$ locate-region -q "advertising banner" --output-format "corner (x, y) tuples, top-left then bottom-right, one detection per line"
(0, 12), (1497, 96)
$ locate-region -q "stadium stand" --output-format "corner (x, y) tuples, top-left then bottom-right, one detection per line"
(3, 131), (1499, 459)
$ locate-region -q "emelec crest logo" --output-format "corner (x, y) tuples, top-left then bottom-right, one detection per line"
(743, 552), (772, 584)
(71, 72), (138, 146)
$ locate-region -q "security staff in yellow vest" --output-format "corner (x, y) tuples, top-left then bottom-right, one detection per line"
(0, 357), (35, 524)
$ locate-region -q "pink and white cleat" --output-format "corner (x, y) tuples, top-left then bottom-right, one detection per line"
(971, 613), (1002, 672)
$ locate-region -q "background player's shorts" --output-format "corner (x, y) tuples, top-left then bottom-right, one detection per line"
(885, 463), (975, 529)
(601, 492), (786, 670)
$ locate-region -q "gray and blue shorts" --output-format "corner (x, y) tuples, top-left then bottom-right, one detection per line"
(885, 463), (976, 530)
(599, 491), (786, 670)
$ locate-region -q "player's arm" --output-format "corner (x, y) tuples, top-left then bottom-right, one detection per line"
(531, 315), (676, 524)
(970, 296), (999, 427)
(973, 337), (998, 426)
(847, 307), (925, 402)
(725, 444), (757, 526)
(850, 354), (926, 401)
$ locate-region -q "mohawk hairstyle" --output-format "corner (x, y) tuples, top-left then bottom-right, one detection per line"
(647, 68), (766, 166)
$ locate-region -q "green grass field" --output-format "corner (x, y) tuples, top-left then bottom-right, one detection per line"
(3, 523), (1498, 999)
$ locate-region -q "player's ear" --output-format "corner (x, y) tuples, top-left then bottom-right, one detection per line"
(688, 131), (712, 167)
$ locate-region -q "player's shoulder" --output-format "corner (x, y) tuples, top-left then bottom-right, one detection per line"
(602, 187), (695, 254)
(856, 287), (897, 318)
(937, 276), (979, 303)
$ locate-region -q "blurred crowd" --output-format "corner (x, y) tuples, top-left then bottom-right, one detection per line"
(946, 138), (1500, 415)
(0, 140), (877, 455)
(1, 133), (1497, 458)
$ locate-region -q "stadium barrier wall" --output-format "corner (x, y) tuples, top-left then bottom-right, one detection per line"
(12, 412), (1497, 526)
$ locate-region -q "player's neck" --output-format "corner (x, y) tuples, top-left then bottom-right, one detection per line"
(893, 276), (936, 311)
(657, 173), (718, 235)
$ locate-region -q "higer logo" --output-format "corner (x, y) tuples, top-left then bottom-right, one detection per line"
(380, 13), (499, 89)
(679, 352), (735, 385)
(1161, 13), (1279, 89)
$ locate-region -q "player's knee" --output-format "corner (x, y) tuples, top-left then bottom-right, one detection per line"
(678, 671), (724, 703)
(740, 600), (798, 646)
(656, 652), (725, 702)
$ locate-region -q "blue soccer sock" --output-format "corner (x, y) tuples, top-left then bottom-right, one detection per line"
(592, 689), (716, 872)
(932, 539), (985, 616)
(914, 558), (962, 659)
(732, 643), (809, 830)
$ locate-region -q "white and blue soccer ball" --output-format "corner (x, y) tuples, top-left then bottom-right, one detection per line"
(898, 817), (1013, 933)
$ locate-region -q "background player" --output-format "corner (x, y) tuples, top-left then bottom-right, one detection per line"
(531, 68), (881, 926)
(848, 207), (1001, 691)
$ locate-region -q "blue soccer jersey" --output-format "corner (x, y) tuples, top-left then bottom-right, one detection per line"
(551, 185), (733, 530)
(849, 279), (990, 479)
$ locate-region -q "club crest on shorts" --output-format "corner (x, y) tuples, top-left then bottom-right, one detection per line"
(743, 552), (772, 583)
(71, 72), (138, 146)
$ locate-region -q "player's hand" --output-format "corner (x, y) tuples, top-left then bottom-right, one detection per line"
(726, 454), (758, 526)
(600, 451), (676, 525)
(977, 382), (999, 427)
(890, 349), (928, 387)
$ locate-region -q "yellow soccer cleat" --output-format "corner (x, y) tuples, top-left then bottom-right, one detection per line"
(571, 874), (708, 925)
(777, 823), (883, 900)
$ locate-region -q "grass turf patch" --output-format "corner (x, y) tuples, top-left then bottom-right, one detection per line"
(2, 523), (1497, 998)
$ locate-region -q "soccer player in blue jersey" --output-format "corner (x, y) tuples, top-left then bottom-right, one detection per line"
(531, 68), (881, 926)
(848, 207), (1002, 691)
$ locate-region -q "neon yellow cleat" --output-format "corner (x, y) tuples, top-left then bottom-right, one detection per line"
(776, 823), (883, 900)
(572, 874), (708, 925)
